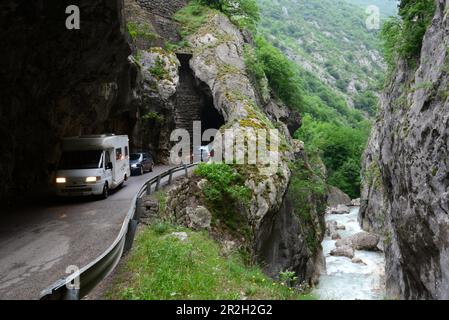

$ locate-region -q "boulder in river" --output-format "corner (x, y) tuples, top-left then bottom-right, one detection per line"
(330, 245), (354, 259)
(331, 232), (341, 240)
(329, 204), (350, 215)
(350, 198), (361, 206)
(350, 232), (380, 251)
(351, 257), (367, 265)
(327, 186), (351, 207)
(335, 238), (352, 248)
(336, 232), (380, 251)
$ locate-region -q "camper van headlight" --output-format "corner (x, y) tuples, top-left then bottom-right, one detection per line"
(85, 176), (98, 183)
(56, 177), (66, 184)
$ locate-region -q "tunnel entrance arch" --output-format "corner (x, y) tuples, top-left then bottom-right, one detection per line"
(175, 53), (225, 150)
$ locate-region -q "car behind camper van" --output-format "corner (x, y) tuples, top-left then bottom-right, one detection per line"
(54, 135), (131, 199)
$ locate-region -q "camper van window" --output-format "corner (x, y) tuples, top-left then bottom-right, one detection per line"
(125, 146), (129, 157)
(105, 151), (111, 167)
(59, 150), (103, 170)
(116, 148), (122, 161)
(99, 152), (104, 169)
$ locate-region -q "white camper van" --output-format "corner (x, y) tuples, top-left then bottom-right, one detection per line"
(54, 135), (131, 199)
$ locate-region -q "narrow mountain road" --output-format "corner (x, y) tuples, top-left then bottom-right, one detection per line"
(0, 165), (177, 300)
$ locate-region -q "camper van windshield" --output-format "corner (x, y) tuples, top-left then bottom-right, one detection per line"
(59, 150), (103, 170)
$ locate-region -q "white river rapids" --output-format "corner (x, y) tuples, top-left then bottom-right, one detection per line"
(313, 207), (386, 300)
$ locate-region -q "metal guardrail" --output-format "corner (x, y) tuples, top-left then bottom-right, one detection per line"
(39, 163), (199, 300)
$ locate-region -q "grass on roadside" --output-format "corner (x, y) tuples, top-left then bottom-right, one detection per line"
(106, 223), (317, 300)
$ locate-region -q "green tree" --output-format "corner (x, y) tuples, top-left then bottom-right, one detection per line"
(199, 0), (224, 11)
(328, 159), (361, 198)
(354, 91), (379, 116)
(296, 115), (368, 198)
(381, 0), (435, 69)
(254, 35), (304, 111)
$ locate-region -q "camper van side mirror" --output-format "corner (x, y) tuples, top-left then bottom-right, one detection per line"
(106, 162), (113, 170)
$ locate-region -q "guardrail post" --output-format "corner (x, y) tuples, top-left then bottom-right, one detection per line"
(184, 164), (188, 177)
(124, 219), (139, 254)
(168, 169), (173, 185)
(146, 181), (152, 195)
(155, 176), (161, 191)
(135, 198), (144, 221)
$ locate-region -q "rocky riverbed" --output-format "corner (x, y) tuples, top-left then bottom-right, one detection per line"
(313, 206), (386, 300)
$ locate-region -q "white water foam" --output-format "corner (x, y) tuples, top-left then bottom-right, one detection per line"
(313, 207), (385, 300)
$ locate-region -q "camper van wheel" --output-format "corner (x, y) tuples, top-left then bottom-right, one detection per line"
(101, 182), (109, 199)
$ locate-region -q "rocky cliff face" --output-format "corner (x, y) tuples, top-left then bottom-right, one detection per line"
(180, 12), (294, 227)
(0, 0), (210, 203)
(0, 0), (135, 203)
(135, 0), (186, 42)
(155, 8), (326, 285)
(360, 1), (449, 299)
(256, 151), (327, 285)
(360, 121), (388, 235)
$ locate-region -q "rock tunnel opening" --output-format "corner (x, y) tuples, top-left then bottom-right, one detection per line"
(175, 53), (225, 148)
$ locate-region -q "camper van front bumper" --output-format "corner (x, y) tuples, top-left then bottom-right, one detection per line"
(56, 183), (104, 196)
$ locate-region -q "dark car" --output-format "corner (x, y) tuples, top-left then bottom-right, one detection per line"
(130, 152), (154, 175)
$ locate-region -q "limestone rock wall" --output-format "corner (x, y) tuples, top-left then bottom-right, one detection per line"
(187, 13), (293, 227)
(135, 0), (186, 42)
(161, 11), (327, 285)
(256, 151), (327, 285)
(360, 1), (449, 299)
(0, 0), (134, 203)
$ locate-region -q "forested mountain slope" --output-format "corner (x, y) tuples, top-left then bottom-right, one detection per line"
(257, 0), (388, 116)
(255, 0), (396, 197)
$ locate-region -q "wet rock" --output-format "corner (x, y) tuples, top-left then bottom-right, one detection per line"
(335, 238), (352, 248)
(331, 233), (341, 240)
(326, 221), (345, 238)
(329, 204), (350, 215)
(350, 198), (361, 206)
(327, 186), (351, 208)
(335, 232), (379, 251)
(352, 257), (367, 265)
(325, 221), (338, 237)
(330, 246), (354, 259)
(350, 232), (379, 251)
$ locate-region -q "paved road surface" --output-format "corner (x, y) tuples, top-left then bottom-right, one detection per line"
(0, 165), (175, 300)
